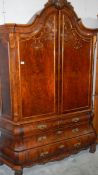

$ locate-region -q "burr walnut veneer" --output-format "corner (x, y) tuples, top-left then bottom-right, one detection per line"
(0, 0), (97, 175)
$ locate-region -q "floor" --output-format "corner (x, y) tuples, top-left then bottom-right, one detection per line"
(0, 147), (98, 175)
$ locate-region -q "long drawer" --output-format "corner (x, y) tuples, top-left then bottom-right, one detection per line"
(9, 122), (93, 151)
(0, 113), (90, 137)
(24, 133), (96, 164)
(20, 114), (89, 137)
(1, 133), (95, 165)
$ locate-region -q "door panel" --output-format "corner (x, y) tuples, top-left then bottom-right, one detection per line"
(61, 14), (92, 113)
(19, 14), (58, 118)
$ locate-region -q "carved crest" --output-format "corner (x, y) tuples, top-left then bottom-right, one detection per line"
(31, 15), (55, 49)
(46, 0), (73, 9)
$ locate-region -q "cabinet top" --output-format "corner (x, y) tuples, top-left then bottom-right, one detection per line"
(46, 0), (73, 9)
(0, 0), (98, 34)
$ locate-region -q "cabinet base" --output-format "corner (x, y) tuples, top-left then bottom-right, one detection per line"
(0, 144), (96, 175)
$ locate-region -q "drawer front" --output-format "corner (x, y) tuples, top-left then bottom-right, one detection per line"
(14, 122), (93, 151)
(22, 114), (89, 137)
(35, 115), (88, 132)
(26, 133), (94, 164)
(2, 132), (95, 165)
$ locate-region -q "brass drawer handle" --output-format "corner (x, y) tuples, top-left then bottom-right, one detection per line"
(72, 118), (80, 123)
(20, 61), (25, 65)
(37, 124), (47, 129)
(57, 130), (63, 135)
(38, 136), (47, 142)
(58, 120), (63, 125)
(40, 151), (49, 157)
(59, 145), (65, 149)
(72, 128), (79, 133)
(74, 142), (81, 148)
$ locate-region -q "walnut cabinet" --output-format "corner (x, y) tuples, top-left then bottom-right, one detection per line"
(0, 0), (97, 175)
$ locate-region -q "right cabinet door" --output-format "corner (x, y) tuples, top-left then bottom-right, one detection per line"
(61, 11), (93, 114)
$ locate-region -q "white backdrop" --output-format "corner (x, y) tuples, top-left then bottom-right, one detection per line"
(0, 0), (98, 27)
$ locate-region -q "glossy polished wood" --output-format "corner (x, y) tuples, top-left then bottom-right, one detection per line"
(0, 0), (97, 174)
(19, 14), (57, 117)
(93, 32), (98, 135)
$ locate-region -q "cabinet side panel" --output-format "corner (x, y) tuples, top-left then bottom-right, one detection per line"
(0, 38), (11, 117)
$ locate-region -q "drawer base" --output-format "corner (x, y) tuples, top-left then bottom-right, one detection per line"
(0, 132), (96, 171)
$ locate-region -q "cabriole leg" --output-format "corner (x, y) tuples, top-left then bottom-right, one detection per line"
(0, 162), (3, 166)
(15, 169), (23, 175)
(89, 143), (96, 153)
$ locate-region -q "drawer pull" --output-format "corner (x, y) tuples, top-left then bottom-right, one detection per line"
(59, 145), (65, 149)
(20, 61), (25, 65)
(72, 128), (79, 133)
(58, 120), (63, 125)
(38, 136), (47, 142)
(72, 118), (80, 123)
(40, 151), (49, 157)
(57, 130), (63, 135)
(74, 142), (81, 148)
(37, 124), (47, 129)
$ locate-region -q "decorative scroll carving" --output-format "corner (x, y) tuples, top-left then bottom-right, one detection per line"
(63, 19), (72, 42)
(72, 30), (83, 50)
(31, 15), (55, 49)
(63, 18), (83, 50)
(46, 0), (74, 9)
(31, 14), (83, 50)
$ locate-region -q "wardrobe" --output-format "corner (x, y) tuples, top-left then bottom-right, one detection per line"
(0, 0), (97, 175)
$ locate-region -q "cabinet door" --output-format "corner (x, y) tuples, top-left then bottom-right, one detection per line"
(61, 11), (93, 114)
(19, 13), (58, 118)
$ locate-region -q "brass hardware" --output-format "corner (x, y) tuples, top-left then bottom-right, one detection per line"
(38, 136), (47, 142)
(20, 61), (25, 65)
(72, 128), (79, 133)
(74, 142), (81, 148)
(72, 118), (80, 123)
(40, 151), (49, 157)
(58, 120), (63, 125)
(59, 145), (65, 149)
(37, 124), (47, 129)
(57, 130), (63, 135)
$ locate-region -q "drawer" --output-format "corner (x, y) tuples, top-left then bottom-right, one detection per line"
(2, 132), (95, 165)
(34, 115), (88, 132)
(13, 122), (93, 151)
(26, 133), (94, 164)
(22, 114), (89, 137)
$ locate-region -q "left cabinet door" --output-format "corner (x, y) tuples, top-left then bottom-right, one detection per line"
(18, 12), (58, 118)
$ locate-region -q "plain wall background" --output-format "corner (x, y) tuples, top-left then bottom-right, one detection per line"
(0, 0), (98, 96)
(0, 0), (98, 28)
